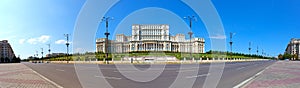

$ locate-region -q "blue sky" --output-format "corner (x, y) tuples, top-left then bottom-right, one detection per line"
(0, 0), (299, 59)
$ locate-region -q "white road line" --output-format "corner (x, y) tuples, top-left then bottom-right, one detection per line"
(77, 67), (99, 71)
(233, 64), (272, 88)
(76, 66), (98, 69)
(31, 69), (63, 88)
(55, 69), (65, 72)
(180, 67), (201, 70)
(95, 75), (122, 80)
(185, 73), (210, 79)
(176, 70), (197, 73)
(236, 67), (246, 70)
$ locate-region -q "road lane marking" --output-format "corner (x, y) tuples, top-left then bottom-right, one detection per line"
(95, 75), (122, 80)
(236, 67), (246, 70)
(113, 69), (171, 73)
(31, 69), (63, 88)
(185, 73), (210, 79)
(233, 63), (273, 88)
(176, 70), (197, 73)
(55, 69), (65, 72)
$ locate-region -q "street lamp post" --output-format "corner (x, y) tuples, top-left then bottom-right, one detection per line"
(184, 16), (196, 60)
(102, 17), (113, 64)
(249, 42), (251, 55)
(36, 51), (38, 58)
(41, 48), (43, 60)
(256, 46), (259, 56)
(229, 32), (234, 59)
(64, 34), (70, 63)
(36, 51), (39, 62)
(262, 49), (264, 58)
(47, 44), (51, 56)
(188, 32), (193, 60)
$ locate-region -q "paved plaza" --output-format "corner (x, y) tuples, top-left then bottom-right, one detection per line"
(23, 61), (274, 88)
(0, 63), (59, 88)
(245, 61), (300, 88)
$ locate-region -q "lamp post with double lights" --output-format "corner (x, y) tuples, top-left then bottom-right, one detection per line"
(229, 32), (235, 59)
(36, 51), (38, 59)
(249, 42), (251, 55)
(64, 34), (70, 62)
(262, 49), (265, 59)
(256, 46), (259, 56)
(188, 32), (193, 60)
(41, 48), (43, 60)
(47, 44), (51, 56)
(184, 16), (196, 60)
(102, 17), (113, 64)
(36, 50), (39, 62)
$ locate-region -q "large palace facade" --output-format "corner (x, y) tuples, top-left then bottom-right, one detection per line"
(96, 24), (205, 53)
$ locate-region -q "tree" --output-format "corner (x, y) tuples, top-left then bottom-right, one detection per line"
(4, 57), (9, 63)
(0, 57), (3, 63)
(12, 56), (21, 63)
(283, 53), (292, 60)
(278, 54), (283, 60)
(293, 54), (299, 60)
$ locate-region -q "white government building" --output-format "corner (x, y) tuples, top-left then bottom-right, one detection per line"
(285, 38), (300, 60)
(96, 24), (205, 53)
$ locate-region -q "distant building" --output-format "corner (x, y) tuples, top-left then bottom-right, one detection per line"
(0, 40), (16, 62)
(285, 38), (300, 60)
(96, 24), (205, 53)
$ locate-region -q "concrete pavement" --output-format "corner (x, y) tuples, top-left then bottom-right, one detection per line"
(24, 63), (82, 88)
(24, 61), (274, 88)
(0, 63), (60, 88)
(245, 61), (300, 88)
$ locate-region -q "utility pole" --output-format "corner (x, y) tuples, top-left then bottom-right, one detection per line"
(184, 16), (196, 60)
(102, 17), (113, 64)
(64, 34), (70, 62)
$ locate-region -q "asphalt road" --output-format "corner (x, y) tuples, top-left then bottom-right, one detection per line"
(23, 60), (275, 88)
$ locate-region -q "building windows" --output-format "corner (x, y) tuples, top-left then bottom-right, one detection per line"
(131, 44), (135, 50)
(96, 24), (205, 53)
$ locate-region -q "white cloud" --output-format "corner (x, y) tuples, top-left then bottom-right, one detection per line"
(19, 39), (26, 44)
(38, 35), (50, 43)
(27, 38), (38, 44)
(209, 35), (226, 39)
(55, 39), (67, 44)
(27, 35), (51, 44)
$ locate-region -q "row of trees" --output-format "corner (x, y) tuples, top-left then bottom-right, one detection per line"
(23, 54), (73, 61)
(25, 50), (274, 62)
(206, 50), (273, 59)
(278, 53), (298, 60)
(0, 56), (21, 63)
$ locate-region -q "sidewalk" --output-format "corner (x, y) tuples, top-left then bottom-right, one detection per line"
(0, 63), (58, 88)
(245, 61), (300, 88)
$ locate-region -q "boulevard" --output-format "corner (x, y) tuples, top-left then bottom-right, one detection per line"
(23, 60), (274, 88)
